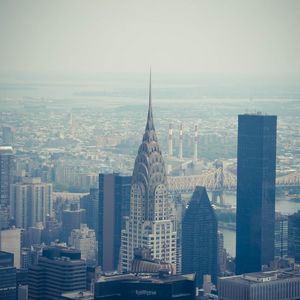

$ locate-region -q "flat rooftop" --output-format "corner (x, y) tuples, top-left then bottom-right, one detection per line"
(61, 291), (94, 300)
(97, 273), (196, 284)
(220, 269), (300, 285)
(0, 146), (13, 153)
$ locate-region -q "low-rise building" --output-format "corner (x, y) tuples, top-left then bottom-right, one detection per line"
(219, 268), (300, 300)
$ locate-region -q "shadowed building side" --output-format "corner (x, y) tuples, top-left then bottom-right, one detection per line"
(182, 186), (218, 287)
(98, 173), (131, 272)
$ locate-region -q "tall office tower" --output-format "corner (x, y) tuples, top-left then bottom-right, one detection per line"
(193, 124), (198, 162)
(120, 74), (177, 273)
(0, 146), (13, 229)
(172, 194), (185, 275)
(288, 210), (300, 263)
(98, 173), (131, 272)
(28, 246), (86, 300)
(61, 203), (86, 242)
(179, 124), (183, 159)
(69, 224), (97, 266)
(0, 228), (21, 268)
(2, 126), (14, 146)
(275, 213), (288, 258)
(182, 186), (218, 287)
(10, 177), (53, 229)
(236, 114), (277, 275)
(80, 188), (99, 234)
(168, 123), (173, 156)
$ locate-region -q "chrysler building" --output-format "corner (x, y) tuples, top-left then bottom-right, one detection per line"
(120, 72), (177, 272)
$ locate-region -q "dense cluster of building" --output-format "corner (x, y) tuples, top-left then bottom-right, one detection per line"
(1, 78), (300, 300)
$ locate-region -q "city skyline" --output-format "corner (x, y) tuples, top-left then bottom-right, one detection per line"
(0, 71), (300, 299)
(1, 1), (300, 299)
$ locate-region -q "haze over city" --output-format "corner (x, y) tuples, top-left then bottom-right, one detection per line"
(0, 1), (300, 300)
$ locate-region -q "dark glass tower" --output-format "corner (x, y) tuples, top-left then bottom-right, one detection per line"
(182, 186), (218, 287)
(288, 210), (300, 263)
(236, 114), (277, 274)
(80, 188), (99, 233)
(98, 173), (131, 272)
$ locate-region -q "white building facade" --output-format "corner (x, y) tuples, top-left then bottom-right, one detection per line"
(10, 177), (52, 229)
(69, 224), (97, 266)
(120, 74), (177, 272)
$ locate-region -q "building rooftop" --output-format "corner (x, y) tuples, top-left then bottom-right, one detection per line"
(219, 269), (300, 285)
(0, 145), (13, 153)
(61, 291), (94, 300)
(97, 272), (196, 284)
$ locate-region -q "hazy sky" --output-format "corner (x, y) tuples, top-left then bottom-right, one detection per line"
(1, 0), (300, 77)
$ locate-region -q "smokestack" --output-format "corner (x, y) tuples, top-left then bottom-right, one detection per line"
(194, 124), (198, 162)
(179, 124), (183, 159)
(168, 123), (173, 157)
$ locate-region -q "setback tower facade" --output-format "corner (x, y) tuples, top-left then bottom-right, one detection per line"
(120, 73), (177, 272)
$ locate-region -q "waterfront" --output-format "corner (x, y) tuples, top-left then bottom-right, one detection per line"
(218, 192), (300, 257)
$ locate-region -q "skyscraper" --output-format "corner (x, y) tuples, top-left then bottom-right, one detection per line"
(182, 186), (218, 287)
(10, 177), (53, 229)
(275, 212), (288, 258)
(98, 173), (131, 272)
(120, 73), (177, 273)
(236, 114), (277, 274)
(0, 146), (13, 229)
(80, 187), (99, 233)
(288, 210), (300, 263)
(28, 245), (86, 300)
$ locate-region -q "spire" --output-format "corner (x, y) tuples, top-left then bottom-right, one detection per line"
(145, 69), (155, 131)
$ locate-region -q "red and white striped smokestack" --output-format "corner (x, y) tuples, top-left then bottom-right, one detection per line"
(168, 123), (173, 156)
(179, 123), (183, 159)
(194, 124), (198, 162)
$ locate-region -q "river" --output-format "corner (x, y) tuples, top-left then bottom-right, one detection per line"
(214, 192), (300, 257)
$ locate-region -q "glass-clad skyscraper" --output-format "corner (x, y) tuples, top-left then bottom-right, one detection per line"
(98, 173), (131, 272)
(236, 114), (277, 274)
(182, 186), (218, 287)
